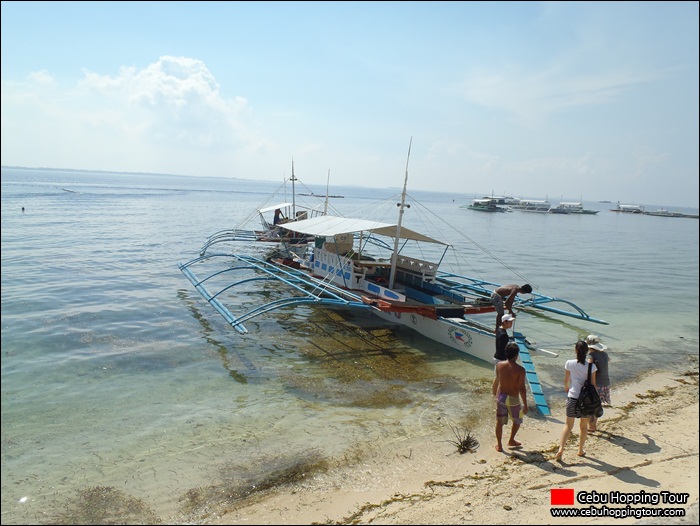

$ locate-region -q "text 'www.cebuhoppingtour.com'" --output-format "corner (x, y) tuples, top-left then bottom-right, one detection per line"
(549, 489), (689, 519)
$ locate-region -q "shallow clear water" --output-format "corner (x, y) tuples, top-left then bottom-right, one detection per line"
(1, 167), (698, 524)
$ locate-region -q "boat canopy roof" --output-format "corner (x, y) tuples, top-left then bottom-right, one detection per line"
(278, 214), (449, 245)
(258, 202), (294, 213)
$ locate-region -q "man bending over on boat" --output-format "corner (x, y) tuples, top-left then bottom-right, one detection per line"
(490, 283), (532, 330)
(492, 342), (528, 452)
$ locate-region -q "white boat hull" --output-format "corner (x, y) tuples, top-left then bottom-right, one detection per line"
(370, 308), (496, 363)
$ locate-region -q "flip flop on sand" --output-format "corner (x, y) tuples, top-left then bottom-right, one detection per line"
(507, 440), (522, 448)
(577, 451), (587, 457)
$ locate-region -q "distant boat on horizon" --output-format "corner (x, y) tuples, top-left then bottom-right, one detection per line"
(299, 192), (344, 198)
(461, 197), (510, 212)
(550, 202), (599, 215)
(643, 208), (698, 219)
(511, 199), (551, 212)
(610, 202), (645, 214)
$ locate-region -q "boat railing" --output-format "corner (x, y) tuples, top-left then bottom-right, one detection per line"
(312, 247), (354, 285)
(392, 254), (439, 283)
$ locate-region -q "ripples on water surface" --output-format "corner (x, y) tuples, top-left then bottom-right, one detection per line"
(1, 168), (698, 524)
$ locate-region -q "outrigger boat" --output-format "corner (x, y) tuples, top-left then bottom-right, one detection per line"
(198, 163), (330, 255)
(178, 144), (608, 415)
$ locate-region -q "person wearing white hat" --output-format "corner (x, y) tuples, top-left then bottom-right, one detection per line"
(586, 335), (611, 432)
(493, 313), (515, 362)
(586, 334), (608, 352)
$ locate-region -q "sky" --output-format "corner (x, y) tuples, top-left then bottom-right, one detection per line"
(1, 1), (698, 208)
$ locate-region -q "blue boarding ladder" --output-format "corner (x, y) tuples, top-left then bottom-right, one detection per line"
(513, 331), (550, 416)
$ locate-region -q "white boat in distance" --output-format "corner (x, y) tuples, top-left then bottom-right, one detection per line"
(512, 199), (551, 212)
(550, 202), (599, 215)
(461, 197), (510, 212)
(645, 208), (683, 217)
(178, 142), (607, 415)
(611, 202), (645, 213)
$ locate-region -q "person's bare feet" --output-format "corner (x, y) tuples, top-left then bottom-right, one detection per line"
(507, 440), (522, 447)
(554, 450), (563, 461)
(577, 450), (587, 457)
(495, 444), (503, 452)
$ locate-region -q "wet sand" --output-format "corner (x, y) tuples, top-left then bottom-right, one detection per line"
(201, 357), (699, 525)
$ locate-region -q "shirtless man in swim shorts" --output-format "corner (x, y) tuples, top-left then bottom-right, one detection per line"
(492, 342), (528, 452)
(490, 283), (532, 330)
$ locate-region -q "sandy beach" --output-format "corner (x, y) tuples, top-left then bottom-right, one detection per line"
(200, 356), (699, 525)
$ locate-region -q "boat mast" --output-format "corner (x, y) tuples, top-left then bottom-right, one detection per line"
(389, 137), (412, 289)
(324, 169), (330, 215)
(291, 160), (297, 218)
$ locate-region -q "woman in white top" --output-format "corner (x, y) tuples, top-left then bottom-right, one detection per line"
(555, 340), (597, 461)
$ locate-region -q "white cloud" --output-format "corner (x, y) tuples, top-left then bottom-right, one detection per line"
(455, 64), (655, 125)
(28, 70), (55, 85)
(77, 56), (253, 149)
(1, 56), (277, 176)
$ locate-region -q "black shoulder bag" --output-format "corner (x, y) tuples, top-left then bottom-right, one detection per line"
(577, 362), (604, 418)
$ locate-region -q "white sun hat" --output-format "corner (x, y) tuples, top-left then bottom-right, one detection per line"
(586, 334), (607, 351)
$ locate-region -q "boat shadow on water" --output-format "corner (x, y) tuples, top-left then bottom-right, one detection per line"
(269, 307), (483, 407)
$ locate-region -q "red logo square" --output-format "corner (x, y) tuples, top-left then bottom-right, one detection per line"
(550, 488), (575, 505)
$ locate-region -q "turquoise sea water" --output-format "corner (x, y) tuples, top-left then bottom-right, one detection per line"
(2, 167), (698, 524)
